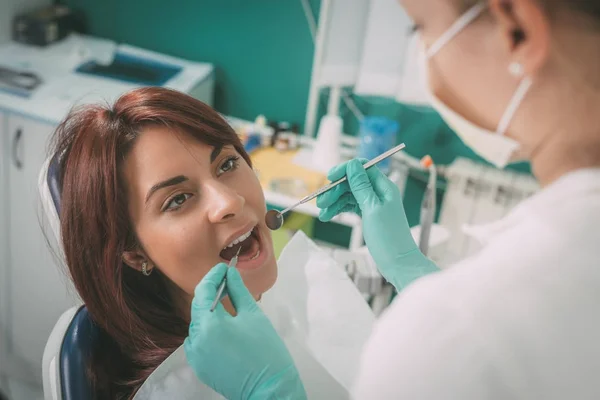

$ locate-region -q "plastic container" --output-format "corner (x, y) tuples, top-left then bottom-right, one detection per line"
(358, 117), (399, 174)
(312, 114), (343, 174)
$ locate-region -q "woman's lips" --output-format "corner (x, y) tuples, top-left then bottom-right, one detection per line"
(219, 226), (257, 260)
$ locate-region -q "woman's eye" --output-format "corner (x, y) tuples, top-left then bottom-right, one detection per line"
(217, 156), (240, 176)
(164, 193), (192, 211)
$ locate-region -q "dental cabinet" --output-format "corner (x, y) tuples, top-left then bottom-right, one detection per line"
(0, 37), (215, 394)
(1, 114), (64, 389)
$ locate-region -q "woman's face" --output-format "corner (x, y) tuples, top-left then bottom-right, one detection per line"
(122, 126), (277, 304)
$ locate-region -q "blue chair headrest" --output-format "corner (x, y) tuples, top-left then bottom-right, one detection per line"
(48, 155), (98, 399)
(60, 306), (97, 400)
(47, 153), (62, 215)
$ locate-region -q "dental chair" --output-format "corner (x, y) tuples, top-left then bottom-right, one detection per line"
(40, 155), (97, 400)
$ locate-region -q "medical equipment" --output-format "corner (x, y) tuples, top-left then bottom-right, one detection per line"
(311, 110), (343, 174)
(210, 246), (242, 312)
(76, 52), (183, 86)
(12, 5), (84, 47)
(358, 117), (399, 175)
(418, 156), (436, 256)
(265, 142), (406, 230)
(436, 158), (538, 265)
(0, 66), (42, 92)
(243, 134), (262, 154)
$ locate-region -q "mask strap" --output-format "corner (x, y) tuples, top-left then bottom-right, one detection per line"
(496, 77), (533, 136)
(427, 2), (487, 58)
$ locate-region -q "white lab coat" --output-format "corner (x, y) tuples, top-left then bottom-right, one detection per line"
(352, 168), (600, 399)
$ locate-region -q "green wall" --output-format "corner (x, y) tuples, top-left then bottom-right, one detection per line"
(65, 0), (320, 125)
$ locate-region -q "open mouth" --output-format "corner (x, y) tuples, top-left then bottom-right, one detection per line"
(219, 226), (262, 262)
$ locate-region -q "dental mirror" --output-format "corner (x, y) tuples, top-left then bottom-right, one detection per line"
(265, 209), (284, 230)
(264, 143), (406, 231)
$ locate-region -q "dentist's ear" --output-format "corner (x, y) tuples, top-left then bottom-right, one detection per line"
(490, 0), (550, 76)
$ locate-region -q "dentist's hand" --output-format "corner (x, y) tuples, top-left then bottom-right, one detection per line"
(317, 159), (439, 290)
(184, 264), (307, 400)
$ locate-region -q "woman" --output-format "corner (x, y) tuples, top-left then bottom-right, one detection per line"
(52, 87), (279, 399)
(185, 0), (600, 398)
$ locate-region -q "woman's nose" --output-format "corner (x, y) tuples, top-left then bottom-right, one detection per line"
(205, 181), (245, 223)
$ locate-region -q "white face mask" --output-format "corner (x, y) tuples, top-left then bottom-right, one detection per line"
(423, 2), (532, 168)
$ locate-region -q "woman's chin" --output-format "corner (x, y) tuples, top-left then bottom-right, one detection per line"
(246, 258), (278, 299)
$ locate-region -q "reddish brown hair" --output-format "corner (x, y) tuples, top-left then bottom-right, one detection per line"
(51, 87), (251, 399)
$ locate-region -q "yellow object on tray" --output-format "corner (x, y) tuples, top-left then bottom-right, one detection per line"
(250, 147), (327, 197)
(250, 147), (322, 259)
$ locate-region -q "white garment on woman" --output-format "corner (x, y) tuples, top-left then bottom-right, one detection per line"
(353, 168), (600, 399)
(134, 231), (376, 399)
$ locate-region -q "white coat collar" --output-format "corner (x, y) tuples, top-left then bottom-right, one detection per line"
(462, 168), (600, 245)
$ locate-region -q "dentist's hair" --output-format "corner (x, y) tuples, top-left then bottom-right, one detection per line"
(50, 87), (251, 399)
(461, 0), (600, 23)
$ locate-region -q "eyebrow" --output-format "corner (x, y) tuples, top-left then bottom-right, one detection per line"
(210, 146), (223, 163)
(145, 175), (189, 204)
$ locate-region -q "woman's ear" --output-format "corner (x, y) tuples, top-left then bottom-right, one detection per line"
(490, 0), (550, 76)
(122, 250), (153, 275)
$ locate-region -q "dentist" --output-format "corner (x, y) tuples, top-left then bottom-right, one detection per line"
(185, 0), (600, 398)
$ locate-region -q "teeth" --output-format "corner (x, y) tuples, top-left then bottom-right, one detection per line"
(223, 229), (253, 249)
(250, 249), (261, 260)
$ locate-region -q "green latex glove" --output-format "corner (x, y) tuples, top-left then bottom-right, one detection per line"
(184, 263), (307, 400)
(317, 158), (439, 290)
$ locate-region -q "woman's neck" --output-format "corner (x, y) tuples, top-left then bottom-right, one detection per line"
(530, 132), (600, 187)
(521, 53), (600, 187)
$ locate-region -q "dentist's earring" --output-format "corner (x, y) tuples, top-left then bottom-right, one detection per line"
(509, 62), (524, 77)
(141, 261), (152, 276)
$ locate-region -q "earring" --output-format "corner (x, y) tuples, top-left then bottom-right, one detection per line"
(141, 261), (152, 276)
(509, 62), (524, 77)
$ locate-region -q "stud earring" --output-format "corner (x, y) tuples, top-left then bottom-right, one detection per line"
(509, 62), (524, 77)
(141, 261), (152, 276)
